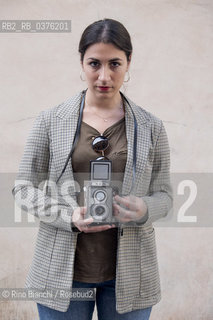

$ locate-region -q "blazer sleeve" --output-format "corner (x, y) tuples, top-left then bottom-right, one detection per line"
(139, 120), (173, 224)
(12, 111), (76, 232)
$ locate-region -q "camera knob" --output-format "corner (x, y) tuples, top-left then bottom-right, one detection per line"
(94, 190), (106, 202)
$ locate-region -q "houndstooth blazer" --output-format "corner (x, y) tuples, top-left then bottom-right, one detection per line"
(12, 90), (173, 313)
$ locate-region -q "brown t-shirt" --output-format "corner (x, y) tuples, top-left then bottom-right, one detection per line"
(72, 117), (127, 282)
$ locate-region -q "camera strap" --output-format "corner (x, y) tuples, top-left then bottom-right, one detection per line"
(56, 89), (138, 192)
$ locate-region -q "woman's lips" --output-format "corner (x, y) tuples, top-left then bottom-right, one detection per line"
(97, 86), (111, 91)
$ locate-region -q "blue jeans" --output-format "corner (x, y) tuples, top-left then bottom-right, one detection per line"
(37, 279), (152, 320)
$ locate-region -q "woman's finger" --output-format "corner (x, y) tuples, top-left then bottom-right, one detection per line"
(81, 207), (88, 217)
(113, 203), (134, 222)
(114, 195), (138, 211)
(83, 224), (115, 233)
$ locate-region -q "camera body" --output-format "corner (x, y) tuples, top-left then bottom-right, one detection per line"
(84, 160), (118, 226)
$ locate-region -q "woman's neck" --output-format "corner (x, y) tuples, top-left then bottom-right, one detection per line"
(85, 89), (123, 110)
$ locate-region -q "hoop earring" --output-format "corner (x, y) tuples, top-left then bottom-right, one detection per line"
(124, 70), (130, 82)
(80, 70), (86, 81)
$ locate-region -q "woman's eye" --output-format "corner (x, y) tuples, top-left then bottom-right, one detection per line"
(111, 62), (120, 68)
(89, 61), (99, 68)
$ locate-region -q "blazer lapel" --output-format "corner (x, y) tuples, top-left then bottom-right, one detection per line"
(121, 94), (152, 196)
(51, 91), (83, 188)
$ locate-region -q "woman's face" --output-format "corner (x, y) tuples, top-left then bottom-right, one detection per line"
(81, 42), (131, 100)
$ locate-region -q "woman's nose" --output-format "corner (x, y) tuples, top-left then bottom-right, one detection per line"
(98, 66), (111, 82)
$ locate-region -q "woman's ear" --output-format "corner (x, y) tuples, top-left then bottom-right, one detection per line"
(80, 59), (84, 70)
(127, 54), (132, 69)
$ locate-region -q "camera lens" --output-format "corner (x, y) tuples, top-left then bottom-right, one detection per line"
(94, 190), (106, 202)
(95, 206), (105, 216)
(91, 204), (109, 221)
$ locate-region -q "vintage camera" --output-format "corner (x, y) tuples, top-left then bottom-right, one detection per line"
(84, 160), (118, 226)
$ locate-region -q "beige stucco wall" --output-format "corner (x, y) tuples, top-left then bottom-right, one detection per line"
(0, 1), (212, 319)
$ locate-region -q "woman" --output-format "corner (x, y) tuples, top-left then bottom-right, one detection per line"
(12, 19), (173, 320)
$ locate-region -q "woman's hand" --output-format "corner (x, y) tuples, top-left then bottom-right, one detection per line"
(113, 195), (148, 223)
(72, 206), (116, 233)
